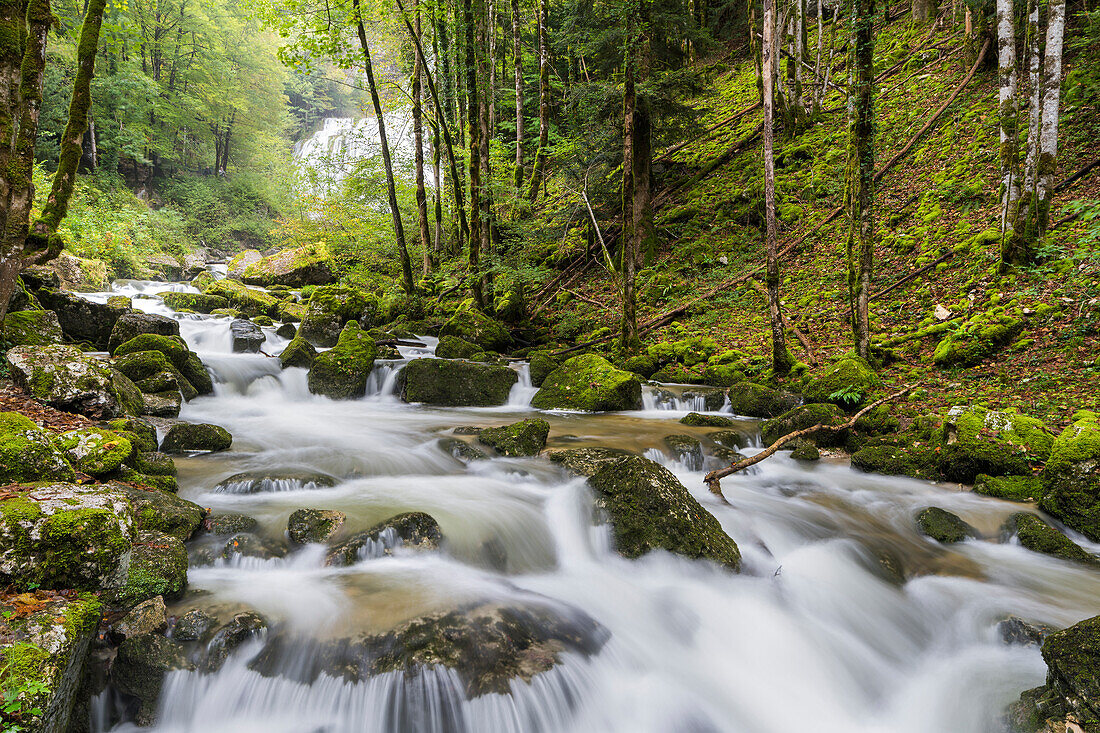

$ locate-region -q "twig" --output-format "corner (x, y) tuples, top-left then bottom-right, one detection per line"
(703, 386), (913, 499)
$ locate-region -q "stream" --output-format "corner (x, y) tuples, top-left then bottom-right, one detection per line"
(87, 277), (1100, 733)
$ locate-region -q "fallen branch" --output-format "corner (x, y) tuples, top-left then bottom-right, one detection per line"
(703, 386), (913, 499)
(870, 250), (954, 300)
(748, 280), (821, 365)
(655, 102), (761, 163)
(1054, 156), (1100, 193)
(376, 338), (427, 348)
(873, 317), (962, 348)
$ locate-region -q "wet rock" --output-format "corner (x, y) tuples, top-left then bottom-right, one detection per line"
(7, 344), (124, 419)
(114, 483), (203, 542)
(307, 321), (378, 400)
(588, 456), (740, 569)
(529, 351), (562, 387)
(546, 447), (636, 476)
(726, 381), (801, 419)
(663, 434), (704, 470)
(0, 592), (102, 733)
(915, 507), (976, 544)
(204, 278), (280, 319)
(115, 530), (188, 607)
(801, 355), (881, 410)
(708, 430), (750, 450)
(1001, 512), (1099, 566)
(113, 333), (212, 395)
(435, 334), (483, 360)
(973, 474), (1042, 502)
(202, 612), (268, 672)
(214, 469), (337, 494)
(850, 445), (938, 480)
(141, 390), (182, 418)
(288, 508), (347, 544)
(401, 358), (518, 407)
(55, 428), (132, 477)
(204, 512), (259, 535)
(278, 336), (316, 369)
(130, 450), (178, 478)
(172, 608), (216, 642)
(1040, 410), (1100, 542)
(230, 318), (265, 353)
(0, 424), (76, 483)
(680, 412), (734, 428)
(790, 442), (821, 461)
(36, 289), (123, 349)
(998, 616), (1055, 647)
(326, 512), (442, 566)
(241, 244), (335, 287)
(439, 307), (511, 352)
(681, 387), (727, 411)
(762, 403), (847, 447)
(477, 418), (550, 457)
(275, 322), (297, 339)
(1008, 614), (1100, 733)
(108, 313), (181, 353)
(138, 369), (184, 398)
(160, 422), (232, 453)
(1, 309), (63, 346)
(113, 634), (194, 725)
(299, 285), (377, 347)
(157, 292), (229, 313)
(532, 354), (642, 412)
(437, 437), (489, 462)
(107, 417), (158, 452)
(111, 596), (169, 641)
(221, 532), (286, 560)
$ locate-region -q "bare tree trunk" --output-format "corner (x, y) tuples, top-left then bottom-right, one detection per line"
(477, 0), (493, 295)
(621, 41), (637, 348)
(996, 0), (1019, 239)
(353, 0), (415, 294)
(413, 0), (432, 276)
(913, 0), (935, 24)
(511, 0), (524, 191)
(526, 0), (550, 203)
(488, 0), (496, 134)
(1034, 0), (1065, 240)
(464, 0), (485, 307)
(763, 0), (793, 374)
(846, 0), (875, 359)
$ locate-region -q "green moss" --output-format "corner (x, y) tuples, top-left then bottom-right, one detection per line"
(1003, 513), (1099, 566)
(802, 356), (881, 409)
(107, 418), (158, 452)
(204, 278), (280, 318)
(117, 484), (203, 542)
(279, 336), (317, 369)
(973, 474), (1042, 502)
(915, 506), (975, 543)
(1, 309), (63, 346)
(1039, 411), (1100, 542)
(679, 412), (735, 427)
(439, 307), (511, 352)
(727, 382), (800, 419)
(532, 354), (642, 412)
(617, 353), (659, 379)
(401, 358), (518, 406)
(34, 503), (132, 589)
(851, 445), (938, 479)
(761, 403), (846, 446)
(306, 321), (378, 400)
(299, 285), (376, 346)
(112, 336), (211, 395)
(115, 530), (188, 607)
(160, 423), (232, 453)
(0, 411), (37, 435)
(0, 429), (76, 483)
(477, 419), (550, 456)
(158, 292), (229, 313)
(240, 243), (335, 287)
(933, 309), (1025, 366)
(701, 362), (746, 387)
(435, 335), (483, 360)
(790, 442), (821, 461)
(55, 428), (132, 476)
(529, 351), (562, 387)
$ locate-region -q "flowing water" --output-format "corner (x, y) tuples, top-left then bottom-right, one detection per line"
(88, 278), (1100, 733)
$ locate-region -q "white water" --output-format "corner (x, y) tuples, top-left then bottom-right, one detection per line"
(92, 279), (1100, 733)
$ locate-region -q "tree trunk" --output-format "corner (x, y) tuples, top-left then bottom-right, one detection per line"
(846, 0), (875, 359)
(477, 0), (493, 294)
(1034, 0), (1065, 241)
(488, 0), (496, 134)
(996, 0), (1019, 240)
(763, 0), (793, 374)
(526, 0), (550, 203)
(511, 0), (524, 191)
(413, 0), (432, 276)
(464, 0), (485, 307)
(621, 26), (638, 348)
(353, 0), (415, 294)
(913, 0), (935, 24)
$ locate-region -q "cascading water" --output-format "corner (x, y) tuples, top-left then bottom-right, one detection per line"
(86, 276), (1100, 733)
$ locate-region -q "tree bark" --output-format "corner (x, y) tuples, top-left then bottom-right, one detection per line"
(477, 0), (493, 292)
(846, 0), (875, 360)
(488, 0), (496, 134)
(464, 0), (485, 307)
(1034, 0), (1065, 241)
(353, 0), (415, 294)
(412, 0), (432, 276)
(525, 0), (550, 203)
(511, 0), (524, 191)
(621, 43), (638, 348)
(996, 0), (1019, 243)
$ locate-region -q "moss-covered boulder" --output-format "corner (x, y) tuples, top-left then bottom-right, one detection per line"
(915, 507), (976, 543)
(1, 309), (63, 346)
(546, 447), (636, 476)
(477, 419), (550, 456)
(204, 278), (280, 319)
(141, 390), (182, 418)
(279, 336), (317, 369)
(107, 418), (158, 452)
(435, 334), (482, 360)
(230, 318), (265, 353)
(7, 345), (124, 419)
(701, 362), (747, 388)
(439, 306), (511, 352)
(1001, 513), (1098, 566)
(157, 292), (229, 313)
(0, 424), (75, 484)
(933, 308), (1025, 367)
(850, 445), (938, 479)
(326, 512), (442, 566)
(0, 483), (135, 591)
(112, 633), (194, 725)
(529, 351), (562, 387)
(287, 508), (346, 544)
(973, 474), (1042, 502)
(663, 434), (704, 470)
(227, 249), (263, 278)
(115, 483), (203, 542)
(939, 405), (1053, 482)
(48, 251), (109, 291)
(298, 285), (376, 347)
(0, 593), (101, 733)
(241, 243), (335, 287)
(531, 354), (642, 412)
(35, 288), (122, 349)
(1039, 410), (1100, 542)
(791, 442), (821, 461)
(55, 428), (132, 477)
(587, 456), (740, 569)
(113, 334), (212, 395)
(114, 350), (181, 387)
(680, 412), (735, 428)
(307, 321), (378, 400)
(726, 381), (800, 418)
(400, 358), (517, 406)
(802, 356), (881, 409)
(115, 529), (188, 607)
(160, 422), (232, 453)
(761, 403), (846, 447)
(112, 369), (147, 416)
(107, 313), (181, 353)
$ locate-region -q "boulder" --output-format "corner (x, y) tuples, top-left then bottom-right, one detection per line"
(477, 419), (550, 456)
(157, 292), (229, 313)
(160, 422), (232, 453)
(546, 447), (636, 476)
(801, 356), (881, 410)
(279, 336), (317, 369)
(435, 334), (483, 360)
(203, 278), (279, 319)
(47, 251), (109, 291)
(221, 532), (286, 561)
(663, 434), (704, 470)
(110, 596), (168, 641)
(182, 251), (207, 277)
(529, 351), (561, 387)
(172, 608), (216, 642)
(587, 456), (740, 569)
(226, 249), (263, 278)
(9, 276), (42, 312)
(0, 482), (134, 591)
(112, 634), (193, 726)
(112, 369), (147, 415)
(701, 362), (747, 388)
(107, 418), (157, 452)
(708, 430), (750, 450)
(1, 309), (63, 346)
(401, 358), (517, 407)
(108, 313), (180, 353)
(679, 412), (735, 428)
(933, 308), (1024, 367)
(726, 381), (801, 418)
(113, 334), (212, 395)
(1009, 615), (1100, 733)
(241, 244), (335, 287)
(275, 323), (297, 339)
(287, 508), (346, 544)
(998, 616), (1054, 647)
(213, 469), (337, 494)
(203, 512), (259, 535)
(307, 321), (378, 400)
(0, 422), (75, 484)
(437, 437), (489, 462)
(141, 390), (182, 418)
(146, 253), (184, 281)
(791, 442), (821, 461)
(54, 428), (132, 477)
(439, 307), (511, 352)
(299, 285), (376, 347)
(326, 512), (442, 566)
(973, 474), (1042, 502)
(36, 289), (123, 348)
(531, 354), (642, 412)
(114, 529), (189, 607)
(115, 484), (203, 542)
(200, 611), (268, 672)
(1001, 512), (1098, 566)
(915, 507), (976, 543)
(7, 345), (123, 419)
(761, 403), (847, 447)
(0, 592), (101, 733)
(936, 405), (1052, 483)
(1040, 410), (1100, 542)
(230, 319), (265, 353)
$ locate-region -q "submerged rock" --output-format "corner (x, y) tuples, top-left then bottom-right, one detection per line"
(1001, 512), (1099, 566)
(663, 434), (704, 470)
(213, 469), (337, 494)
(1040, 410), (1100, 542)
(7, 345), (124, 419)
(531, 354), (642, 412)
(680, 412), (735, 428)
(112, 634), (194, 725)
(587, 456), (740, 569)
(477, 419), (550, 457)
(546, 447), (635, 477)
(230, 318), (265, 353)
(726, 381), (800, 419)
(326, 512), (442, 566)
(401, 358), (518, 407)
(160, 422), (232, 453)
(915, 507), (976, 544)
(307, 321), (378, 400)
(287, 508), (346, 544)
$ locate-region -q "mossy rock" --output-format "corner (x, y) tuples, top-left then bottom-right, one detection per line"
(650, 362), (707, 384)
(437, 437), (489, 463)
(663, 434), (703, 470)
(279, 336), (317, 369)
(915, 507), (976, 543)
(933, 309), (1025, 367)
(157, 291), (229, 313)
(850, 445), (938, 479)
(36, 288), (122, 349)
(113, 334), (212, 395)
(708, 429), (750, 450)
(532, 354), (642, 412)
(761, 403), (847, 447)
(299, 285), (376, 347)
(112, 633), (194, 725)
(114, 483), (203, 542)
(141, 390), (182, 418)
(7, 344), (124, 419)
(227, 249), (263, 278)
(726, 381), (800, 418)
(1, 309), (63, 346)
(529, 351), (562, 387)
(106, 418), (156, 451)
(0, 411), (37, 436)
(113, 348), (181, 386)
(55, 428), (132, 477)
(701, 362), (747, 388)
(0, 428), (76, 483)
(204, 512), (259, 535)
(435, 334), (482, 360)
(160, 423), (232, 453)
(401, 358), (518, 407)
(276, 300), (307, 323)
(287, 508), (346, 544)
(1028, 615), (1100, 730)
(1001, 512), (1098, 566)
(204, 278), (280, 319)
(802, 356), (881, 410)
(647, 336), (718, 368)
(241, 243), (335, 287)
(587, 456), (740, 569)
(679, 412), (735, 428)
(546, 447), (636, 476)
(791, 442), (821, 461)
(1039, 410), (1100, 542)
(439, 307), (511, 352)
(252, 315), (274, 326)
(307, 321), (378, 400)
(115, 529), (188, 607)
(618, 353), (659, 379)
(972, 474), (1042, 502)
(108, 313), (181, 353)
(944, 405), (1054, 463)
(112, 369), (147, 416)
(275, 323), (297, 340)
(326, 512), (443, 565)
(477, 419), (550, 456)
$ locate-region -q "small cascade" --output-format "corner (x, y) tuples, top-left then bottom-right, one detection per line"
(365, 361), (405, 400)
(213, 476), (333, 495)
(356, 527), (402, 560)
(506, 363), (538, 407)
(641, 386), (708, 412)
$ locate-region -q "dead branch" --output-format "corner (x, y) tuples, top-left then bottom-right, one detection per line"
(655, 102), (761, 163)
(1054, 156), (1100, 193)
(869, 250), (954, 300)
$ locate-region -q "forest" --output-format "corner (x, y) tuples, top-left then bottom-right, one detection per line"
(1, 0), (1099, 728)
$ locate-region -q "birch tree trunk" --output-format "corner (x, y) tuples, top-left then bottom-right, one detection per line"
(412, 0), (432, 276)
(511, 0), (524, 191)
(996, 0), (1019, 239)
(846, 0), (876, 359)
(1034, 0), (1065, 238)
(526, 0), (550, 203)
